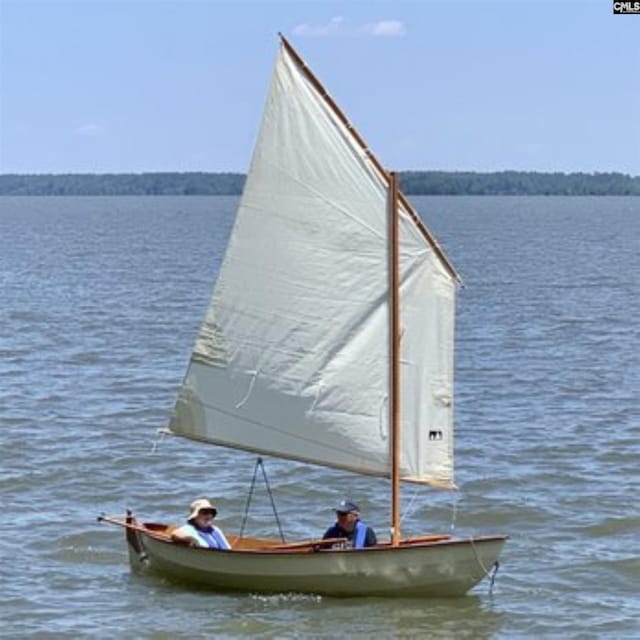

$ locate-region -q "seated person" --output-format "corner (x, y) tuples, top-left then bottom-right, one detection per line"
(171, 498), (231, 549)
(322, 499), (377, 548)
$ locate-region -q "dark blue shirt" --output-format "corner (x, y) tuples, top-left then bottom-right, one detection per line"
(322, 520), (377, 548)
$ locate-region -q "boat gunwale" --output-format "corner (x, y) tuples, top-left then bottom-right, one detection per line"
(140, 530), (509, 556)
(101, 515), (507, 556)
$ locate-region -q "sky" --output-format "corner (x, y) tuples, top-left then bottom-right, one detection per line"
(0, 0), (638, 175)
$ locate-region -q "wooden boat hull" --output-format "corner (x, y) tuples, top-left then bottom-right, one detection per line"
(127, 525), (506, 597)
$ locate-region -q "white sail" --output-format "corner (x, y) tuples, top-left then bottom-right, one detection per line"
(168, 43), (456, 487)
(397, 201), (456, 487)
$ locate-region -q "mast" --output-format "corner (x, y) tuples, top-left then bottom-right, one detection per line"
(389, 171), (401, 546)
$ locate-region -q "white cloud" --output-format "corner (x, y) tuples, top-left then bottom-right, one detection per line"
(74, 123), (104, 136)
(361, 20), (406, 38)
(292, 17), (406, 38)
(292, 16), (345, 37)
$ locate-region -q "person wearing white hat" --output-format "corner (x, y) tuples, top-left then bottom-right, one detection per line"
(171, 498), (231, 549)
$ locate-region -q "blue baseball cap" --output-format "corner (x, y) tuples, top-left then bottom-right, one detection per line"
(335, 499), (359, 514)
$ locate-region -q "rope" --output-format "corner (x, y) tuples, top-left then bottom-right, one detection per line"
(238, 457), (286, 543)
(238, 458), (260, 539)
(450, 492), (459, 533)
(469, 536), (491, 575)
(400, 485), (420, 524)
(150, 428), (166, 454)
(469, 537), (500, 593)
(489, 561), (500, 594)
(259, 459), (286, 543)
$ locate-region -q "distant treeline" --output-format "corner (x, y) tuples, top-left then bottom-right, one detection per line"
(0, 172), (245, 196)
(1, 171), (639, 196)
(400, 171), (640, 196)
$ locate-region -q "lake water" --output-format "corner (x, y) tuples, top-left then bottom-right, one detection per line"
(1, 195), (638, 638)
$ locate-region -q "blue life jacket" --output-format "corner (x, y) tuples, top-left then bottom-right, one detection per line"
(353, 520), (367, 549)
(187, 524), (230, 549)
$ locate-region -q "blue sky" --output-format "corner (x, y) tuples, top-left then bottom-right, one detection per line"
(1, 0), (638, 174)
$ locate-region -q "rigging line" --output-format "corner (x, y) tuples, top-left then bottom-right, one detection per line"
(238, 457), (261, 539)
(400, 484), (420, 524)
(450, 491), (460, 533)
(259, 459), (286, 543)
(470, 537), (490, 573)
(238, 457), (286, 543)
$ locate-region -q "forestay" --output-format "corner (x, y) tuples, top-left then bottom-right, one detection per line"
(168, 43), (457, 487)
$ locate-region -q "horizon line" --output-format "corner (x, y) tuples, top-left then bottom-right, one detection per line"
(1, 169), (639, 178)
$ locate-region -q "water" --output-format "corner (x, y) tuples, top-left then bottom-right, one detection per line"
(1, 195), (638, 638)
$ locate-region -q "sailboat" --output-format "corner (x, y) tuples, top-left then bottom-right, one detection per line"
(100, 34), (507, 597)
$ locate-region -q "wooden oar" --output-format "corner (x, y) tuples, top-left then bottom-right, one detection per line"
(268, 537), (347, 551)
(267, 535), (452, 551)
(400, 534), (452, 544)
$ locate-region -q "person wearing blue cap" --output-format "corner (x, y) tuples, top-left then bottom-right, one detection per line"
(322, 499), (377, 549)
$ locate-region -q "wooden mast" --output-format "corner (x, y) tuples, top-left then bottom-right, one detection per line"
(389, 171), (401, 546)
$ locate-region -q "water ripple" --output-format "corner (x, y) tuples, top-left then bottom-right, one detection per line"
(1, 196), (639, 637)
